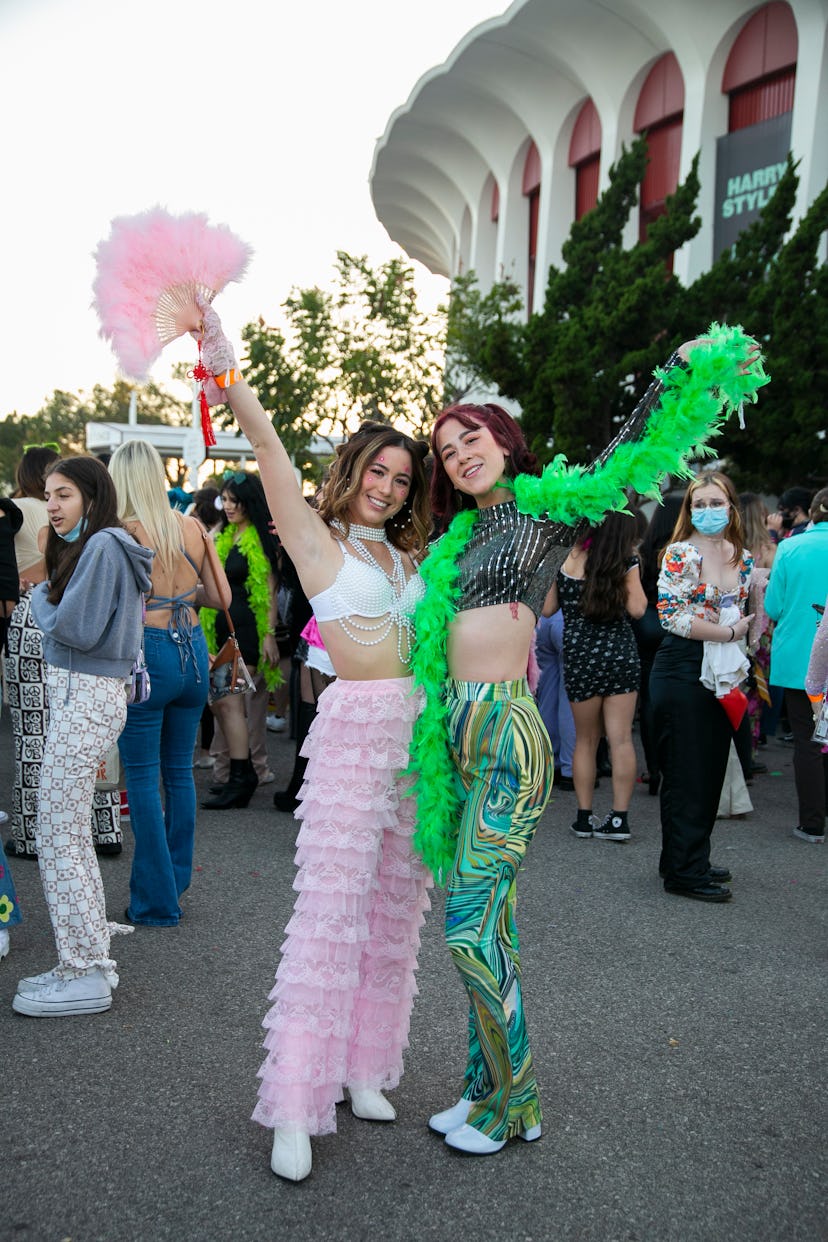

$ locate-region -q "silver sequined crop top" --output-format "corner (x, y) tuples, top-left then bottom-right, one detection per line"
(455, 502), (568, 618)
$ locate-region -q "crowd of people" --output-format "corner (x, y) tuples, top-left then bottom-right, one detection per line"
(0, 307), (824, 1188)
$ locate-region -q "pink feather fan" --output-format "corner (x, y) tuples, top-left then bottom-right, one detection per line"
(92, 207), (252, 381)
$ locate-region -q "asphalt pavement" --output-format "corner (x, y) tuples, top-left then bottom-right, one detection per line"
(2, 715), (825, 1242)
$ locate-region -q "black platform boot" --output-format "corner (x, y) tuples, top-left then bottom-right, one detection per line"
(202, 755), (258, 810)
(273, 702), (316, 813)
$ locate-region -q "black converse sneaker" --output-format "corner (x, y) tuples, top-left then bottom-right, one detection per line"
(570, 813), (595, 839)
(593, 813), (631, 842)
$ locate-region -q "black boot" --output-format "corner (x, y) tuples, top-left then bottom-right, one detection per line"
(202, 756), (258, 810)
(274, 702), (316, 813)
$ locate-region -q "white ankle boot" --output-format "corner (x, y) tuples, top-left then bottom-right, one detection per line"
(428, 1097), (472, 1134)
(445, 1121), (542, 1155)
(270, 1128), (312, 1181)
(348, 1087), (396, 1122)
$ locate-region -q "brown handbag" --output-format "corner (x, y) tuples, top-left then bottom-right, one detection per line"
(196, 522), (256, 703)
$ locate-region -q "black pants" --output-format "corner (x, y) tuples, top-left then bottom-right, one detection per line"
(785, 688), (828, 831)
(632, 603), (665, 781)
(650, 635), (733, 886)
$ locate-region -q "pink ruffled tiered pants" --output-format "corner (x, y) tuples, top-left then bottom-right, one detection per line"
(253, 677), (432, 1135)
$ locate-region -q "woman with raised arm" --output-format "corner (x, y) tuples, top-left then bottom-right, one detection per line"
(408, 329), (767, 1157)
(196, 301), (432, 1183)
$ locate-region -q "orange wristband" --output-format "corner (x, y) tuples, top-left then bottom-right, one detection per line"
(213, 367), (241, 389)
(807, 692), (824, 704)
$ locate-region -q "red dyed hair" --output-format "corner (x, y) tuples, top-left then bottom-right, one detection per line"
(430, 403), (540, 529)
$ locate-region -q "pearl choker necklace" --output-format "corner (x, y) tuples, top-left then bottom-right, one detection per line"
(335, 520), (389, 544)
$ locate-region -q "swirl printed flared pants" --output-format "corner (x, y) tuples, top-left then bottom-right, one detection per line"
(445, 678), (553, 1141)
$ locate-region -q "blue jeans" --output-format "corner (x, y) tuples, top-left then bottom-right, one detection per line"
(118, 626), (209, 925)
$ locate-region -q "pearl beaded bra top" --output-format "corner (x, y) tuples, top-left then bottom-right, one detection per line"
(309, 542), (424, 664)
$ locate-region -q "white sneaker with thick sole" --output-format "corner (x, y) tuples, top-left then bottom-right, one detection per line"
(0, 930), (9, 961)
(12, 969), (112, 1017)
(348, 1087), (396, 1121)
(428, 1097), (473, 1134)
(270, 1128), (312, 1181)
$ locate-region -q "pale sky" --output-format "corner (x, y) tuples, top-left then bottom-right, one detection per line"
(0, 0), (506, 417)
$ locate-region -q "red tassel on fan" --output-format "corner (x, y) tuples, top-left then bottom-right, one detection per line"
(193, 346), (217, 448)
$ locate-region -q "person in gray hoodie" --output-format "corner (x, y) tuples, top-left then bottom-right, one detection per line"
(11, 456), (153, 1018)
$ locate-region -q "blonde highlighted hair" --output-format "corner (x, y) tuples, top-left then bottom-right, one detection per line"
(109, 440), (183, 575)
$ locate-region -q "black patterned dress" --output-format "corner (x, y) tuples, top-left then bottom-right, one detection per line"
(557, 560), (642, 703)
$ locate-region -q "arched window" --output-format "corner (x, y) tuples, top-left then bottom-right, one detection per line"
(523, 141), (541, 315)
(568, 99), (601, 220)
(491, 180), (500, 223)
(713, 3), (797, 256)
(634, 52), (685, 252)
(723, 2), (797, 131)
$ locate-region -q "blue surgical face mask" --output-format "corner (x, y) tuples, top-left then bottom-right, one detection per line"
(691, 507), (729, 536)
(58, 515), (87, 544)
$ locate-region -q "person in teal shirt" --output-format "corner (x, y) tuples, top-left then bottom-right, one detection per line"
(765, 487), (828, 842)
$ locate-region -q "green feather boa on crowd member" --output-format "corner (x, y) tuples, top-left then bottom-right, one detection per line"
(200, 524), (282, 690)
(407, 323), (769, 884)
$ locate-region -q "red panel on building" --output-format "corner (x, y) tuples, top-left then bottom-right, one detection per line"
(569, 99), (601, 166)
(729, 68), (796, 130)
(527, 188), (539, 315)
(640, 119), (682, 210)
(575, 155), (600, 220)
(634, 53), (685, 132)
(523, 141), (541, 194)
(723, 2), (798, 91)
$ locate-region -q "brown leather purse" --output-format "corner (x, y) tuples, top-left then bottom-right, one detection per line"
(197, 523), (256, 703)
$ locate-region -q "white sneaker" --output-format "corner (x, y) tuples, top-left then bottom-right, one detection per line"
(267, 715), (287, 733)
(0, 930), (9, 961)
(348, 1087), (396, 1122)
(0, 810), (9, 826)
(271, 1128), (312, 1181)
(193, 755), (215, 769)
(16, 967), (64, 995)
(12, 968), (112, 1017)
(428, 1097), (473, 1134)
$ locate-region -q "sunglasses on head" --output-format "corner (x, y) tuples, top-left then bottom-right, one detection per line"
(222, 470), (247, 484)
(23, 442), (60, 454)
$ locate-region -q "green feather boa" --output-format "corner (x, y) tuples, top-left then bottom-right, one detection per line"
(408, 323), (769, 884)
(200, 524), (282, 691)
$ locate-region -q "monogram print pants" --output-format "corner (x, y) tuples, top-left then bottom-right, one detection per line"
(37, 667), (127, 981)
(5, 592), (122, 858)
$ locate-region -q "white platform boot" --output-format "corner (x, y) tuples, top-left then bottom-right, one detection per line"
(348, 1087), (397, 1122)
(270, 1128), (312, 1181)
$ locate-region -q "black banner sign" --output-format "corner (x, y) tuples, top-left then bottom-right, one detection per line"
(713, 112), (792, 257)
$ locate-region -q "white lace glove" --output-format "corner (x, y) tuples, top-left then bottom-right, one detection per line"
(193, 294), (239, 407)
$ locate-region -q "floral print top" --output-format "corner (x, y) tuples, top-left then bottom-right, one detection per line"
(657, 541), (753, 639)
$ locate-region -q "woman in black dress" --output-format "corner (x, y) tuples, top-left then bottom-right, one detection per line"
(201, 472), (282, 809)
(546, 511), (647, 840)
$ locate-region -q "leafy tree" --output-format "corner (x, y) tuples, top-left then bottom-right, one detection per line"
(446, 141), (828, 491)
(236, 252), (448, 481)
(0, 379), (190, 493)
